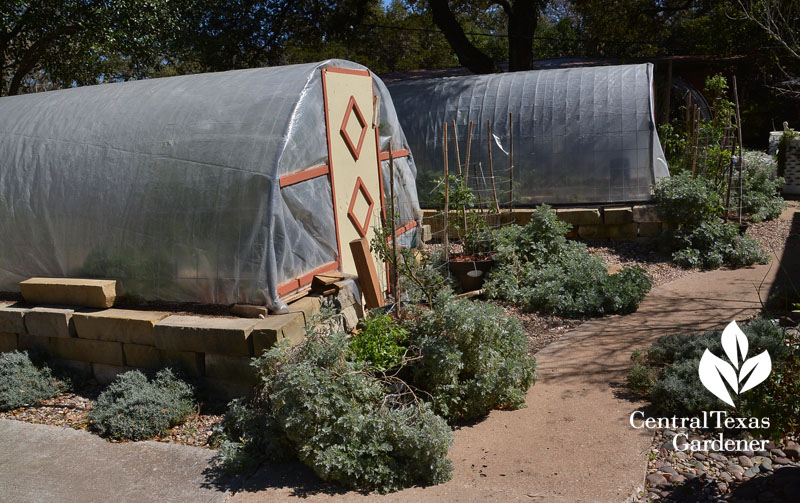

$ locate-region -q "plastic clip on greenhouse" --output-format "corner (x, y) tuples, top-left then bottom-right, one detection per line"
(0, 60), (422, 312)
(386, 63), (669, 206)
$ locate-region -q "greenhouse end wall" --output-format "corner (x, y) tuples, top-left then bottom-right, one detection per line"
(386, 63), (669, 207)
(0, 60), (421, 309)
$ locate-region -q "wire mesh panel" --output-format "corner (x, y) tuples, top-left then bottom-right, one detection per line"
(387, 63), (669, 207)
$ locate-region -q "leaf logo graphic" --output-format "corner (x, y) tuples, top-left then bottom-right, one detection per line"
(698, 321), (772, 407)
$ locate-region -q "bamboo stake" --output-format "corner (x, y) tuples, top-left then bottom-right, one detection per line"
(724, 135), (738, 223)
(443, 122), (449, 263)
(509, 112), (514, 213)
(451, 119), (462, 176)
(464, 120), (474, 188)
(691, 106), (700, 178)
(452, 119), (466, 233)
(388, 140), (399, 314)
(487, 120), (500, 213)
(733, 76), (744, 225)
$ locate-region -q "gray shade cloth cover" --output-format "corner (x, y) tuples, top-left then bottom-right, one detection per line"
(0, 59), (421, 309)
(386, 63), (669, 206)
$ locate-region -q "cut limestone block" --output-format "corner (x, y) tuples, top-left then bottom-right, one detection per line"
(205, 354), (257, 385)
(159, 349), (205, 377)
(49, 358), (92, 377)
(632, 205), (661, 223)
(122, 343), (161, 368)
(196, 377), (253, 403)
(92, 363), (133, 385)
(556, 208), (601, 225)
(18, 334), (50, 354)
(422, 224), (432, 242)
(638, 222), (663, 238)
(0, 332), (18, 353)
(73, 309), (168, 345)
(24, 307), (76, 339)
(154, 315), (258, 357)
(48, 337), (124, 366)
(252, 312), (306, 356)
(19, 278), (118, 309)
(231, 304), (268, 319)
(0, 303), (29, 334)
(603, 207), (633, 225)
(287, 296), (322, 324)
(578, 223), (638, 240)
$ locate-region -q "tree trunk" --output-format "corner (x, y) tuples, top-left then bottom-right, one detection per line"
(429, 0), (499, 74)
(507, 0), (538, 72)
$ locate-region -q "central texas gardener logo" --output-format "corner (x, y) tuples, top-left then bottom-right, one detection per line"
(698, 321), (772, 407)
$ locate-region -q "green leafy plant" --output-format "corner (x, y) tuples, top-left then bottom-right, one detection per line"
(0, 351), (62, 411)
(654, 172), (768, 269)
(215, 331), (453, 493)
(628, 319), (797, 439)
(405, 290), (537, 423)
(88, 368), (196, 441)
(736, 151), (786, 222)
(484, 205), (652, 317)
(349, 314), (409, 371)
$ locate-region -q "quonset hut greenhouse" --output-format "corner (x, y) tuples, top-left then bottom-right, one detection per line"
(386, 63), (669, 206)
(0, 60), (421, 311)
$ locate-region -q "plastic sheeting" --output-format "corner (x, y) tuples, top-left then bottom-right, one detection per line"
(0, 59), (421, 309)
(386, 63), (669, 206)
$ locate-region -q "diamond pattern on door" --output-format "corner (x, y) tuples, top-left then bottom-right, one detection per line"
(339, 96), (368, 161)
(347, 176), (375, 238)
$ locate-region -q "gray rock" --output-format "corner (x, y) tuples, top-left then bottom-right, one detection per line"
(647, 473), (668, 487)
(771, 448), (787, 458)
(664, 429), (676, 438)
(762, 458), (774, 471)
(718, 472), (733, 483)
(756, 450), (770, 457)
(766, 440), (778, 450)
(661, 441), (676, 451)
(693, 452), (707, 461)
(691, 460), (705, 470)
(659, 465), (679, 476)
(709, 452), (728, 462)
(740, 449), (755, 457)
(784, 441), (800, 460)
(773, 456), (792, 465)
(739, 455), (754, 468)
(673, 451), (688, 460)
(727, 464), (744, 474)
(743, 466), (759, 478)
(717, 482), (728, 493)
(671, 474), (687, 485)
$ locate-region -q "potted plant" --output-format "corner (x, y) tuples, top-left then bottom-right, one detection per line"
(435, 174), (495, 292)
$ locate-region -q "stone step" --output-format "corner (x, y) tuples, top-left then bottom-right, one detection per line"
(72, 309), (168, 345)
(154, 315), (259, 357)
(19, 278), (118, 309)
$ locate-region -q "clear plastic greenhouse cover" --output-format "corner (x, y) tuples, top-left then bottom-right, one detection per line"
(0, 59), (421, 310)
(386, 63), (669, 206)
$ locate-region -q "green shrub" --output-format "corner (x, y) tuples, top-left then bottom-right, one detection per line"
(349, 314), (409, 371)
(0, 351), (62, 411)
(654, 173), (768, 269)
(629, 319), (794, 435)
(737, 151), (785, 223)
(89, 368), (196, 440)
(217, 333), (453, 493)
(485, 205), (652, 317)
(654, 171), (722, 227)
(406, 290), (537, 423)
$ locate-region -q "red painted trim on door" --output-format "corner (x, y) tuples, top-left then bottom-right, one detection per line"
(325, 67), (371, 77)
(321, 68), (343, 271)
(278, 165), (329, 188)
(379, 149), (410, 161)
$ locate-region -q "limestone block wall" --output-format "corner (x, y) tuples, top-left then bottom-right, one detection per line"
(781, 136), (800, 195)
(422, 203), (662, 242)
(0, 279), (363, 401)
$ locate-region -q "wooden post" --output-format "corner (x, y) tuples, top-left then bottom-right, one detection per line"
(509, 112), (514, 212)
(724, 135), (738, 223)
(487, 119), (500, 213)
(690, 106), (700, 178)
(389, 141), (399, 313)
(733, 76), (744, 225)
(349, 238), (384, 309)
(443, 122), (449, 263)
